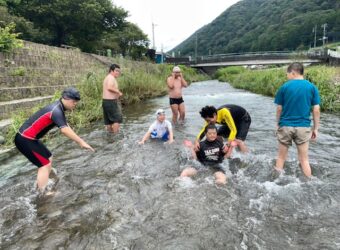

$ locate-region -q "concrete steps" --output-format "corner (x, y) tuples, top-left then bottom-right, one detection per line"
(0, 95), (53, 120)
(0, 85), (67, 102)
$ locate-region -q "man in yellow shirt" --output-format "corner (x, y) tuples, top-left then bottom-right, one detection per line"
(194, 105), (251, 157)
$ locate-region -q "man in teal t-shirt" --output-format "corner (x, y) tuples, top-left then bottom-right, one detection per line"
(274, 62), (320, 178)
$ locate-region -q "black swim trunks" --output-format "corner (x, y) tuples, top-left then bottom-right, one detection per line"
(169, 97), (184, 105)
(102, 99), (123, 125)
(14, 133), (52, 167)
(217, 112), (251, 141)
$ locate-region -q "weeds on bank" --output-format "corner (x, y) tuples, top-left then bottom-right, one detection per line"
(217, 65), (340, 112)
(3, 60), (208, 148)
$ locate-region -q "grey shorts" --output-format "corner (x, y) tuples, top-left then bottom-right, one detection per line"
(102, 99), (122, 125)
(276, 126), (311, 146)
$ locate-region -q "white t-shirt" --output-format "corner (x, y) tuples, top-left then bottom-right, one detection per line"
(148, 120), (172, 139)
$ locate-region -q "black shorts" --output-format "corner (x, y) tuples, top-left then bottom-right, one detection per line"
(169, 97), (184, 105)
(102, 99), (123, 125)
(14, 133), (52, 168)
(217, 112), (251, 141)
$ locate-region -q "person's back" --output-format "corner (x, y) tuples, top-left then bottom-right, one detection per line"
(277, 79), (319, 127)
(274, 62), (320, 178)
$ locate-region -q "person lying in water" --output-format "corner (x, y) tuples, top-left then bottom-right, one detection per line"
(138, 109), (174, 144)
(180, 124), (228, 185)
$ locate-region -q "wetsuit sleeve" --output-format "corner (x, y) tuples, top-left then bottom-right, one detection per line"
(196, 121), (209, 140)
(220, 109), (237, 141)
(51, 108), (68, 128)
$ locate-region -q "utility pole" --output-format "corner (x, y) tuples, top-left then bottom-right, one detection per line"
(152, 22), (157, 50)
(312, 25), (317, 48)
(321, 23), (328, 47)
(195, 32), (198, 64)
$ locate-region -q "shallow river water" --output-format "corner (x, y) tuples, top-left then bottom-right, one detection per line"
(1, 80), (340, 249)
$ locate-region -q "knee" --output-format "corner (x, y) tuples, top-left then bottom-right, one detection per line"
(214, 172), (227, 185)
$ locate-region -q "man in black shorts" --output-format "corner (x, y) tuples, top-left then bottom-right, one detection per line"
(14, 87), (94, 192)
(194, 105), (251, 157)
(181, 124), (227, 185)
(102, 64), (123, 133)
(167, 66), (188, 124)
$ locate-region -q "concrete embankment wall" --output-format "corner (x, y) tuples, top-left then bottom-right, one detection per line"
(0, 41), (108, 143)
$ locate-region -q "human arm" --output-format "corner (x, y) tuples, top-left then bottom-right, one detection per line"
(276, 105), (282, 130)
(179, 73), (188, 87)
(61, 126), (95, 152)
(167, 76), (174, 89)
(138, 131), (151, 145)
(220, 109), (237, 143)
(311, 105), (320, 140)
(168, 128), (174, 144)
(194, 122), (208, 150)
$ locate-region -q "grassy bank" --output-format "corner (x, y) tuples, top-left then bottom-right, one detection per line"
(216, 65), (340, 112)
(3, 60), (208, 148)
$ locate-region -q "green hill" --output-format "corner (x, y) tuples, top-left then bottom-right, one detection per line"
(170, 0), (340, 56)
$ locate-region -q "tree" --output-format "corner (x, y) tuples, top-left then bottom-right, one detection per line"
(6, 0), (128, 52)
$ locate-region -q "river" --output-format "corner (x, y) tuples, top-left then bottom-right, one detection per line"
(0, 80), (339, 249)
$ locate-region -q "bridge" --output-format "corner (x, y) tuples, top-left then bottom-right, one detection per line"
(165, 50), (328, 74)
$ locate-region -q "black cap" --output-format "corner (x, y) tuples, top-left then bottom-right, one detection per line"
(62, 87), (81, 101)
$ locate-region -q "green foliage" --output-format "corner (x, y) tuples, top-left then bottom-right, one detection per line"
(3, 59), (207, 148)
(171, 0), (340, 56)
(0, 22), (23, 52)
(215, 66), (246, 82)
(220, 65), (340, 111)
(3, 0), (149, 54)
(9, 66), (26, 76)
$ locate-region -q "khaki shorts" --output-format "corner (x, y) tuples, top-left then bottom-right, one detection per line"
(276, 127), (311, 146)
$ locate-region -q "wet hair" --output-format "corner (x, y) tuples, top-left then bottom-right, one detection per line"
(206, 124), (217, 132)
(287, 62), (304, 75)
(109, 63), (120, 73)
(199, 106), (217, 118)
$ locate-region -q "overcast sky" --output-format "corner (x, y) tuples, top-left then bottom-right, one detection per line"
(112, 0), (240, 52)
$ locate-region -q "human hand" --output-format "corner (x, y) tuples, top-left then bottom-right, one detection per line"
(138, 140), (145, 145)
(311, 129), (318, 141)
(194, 141), (200, 151)
(80, 141), (95, 152)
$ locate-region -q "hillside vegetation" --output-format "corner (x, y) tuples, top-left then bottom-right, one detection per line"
(171, 0), (340, 56)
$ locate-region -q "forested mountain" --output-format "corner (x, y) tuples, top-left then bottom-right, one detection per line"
(170, 0), (340, 56)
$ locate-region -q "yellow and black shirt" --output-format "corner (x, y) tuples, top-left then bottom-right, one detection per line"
(197, 104), (247, 141)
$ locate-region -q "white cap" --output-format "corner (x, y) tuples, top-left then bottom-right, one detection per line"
(155, 109), (165, 116)
(172, 66), (181, 73)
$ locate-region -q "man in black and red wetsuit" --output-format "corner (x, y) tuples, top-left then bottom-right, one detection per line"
(14, 87), (94, 192)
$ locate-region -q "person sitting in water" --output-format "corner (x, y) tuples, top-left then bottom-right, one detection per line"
(138, 109), (174, 144)
(180, 124), (228, 185)
(195, 105), (251, 158)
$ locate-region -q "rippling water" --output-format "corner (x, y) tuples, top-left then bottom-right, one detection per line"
(1, 80), (340, 249)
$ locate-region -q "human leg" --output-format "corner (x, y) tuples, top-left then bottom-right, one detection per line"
(112, 123), (120, 134)
(178, 102), (185, 121)
(214, 171), (227, 185)
(36, 160), (52, 191)
(275, 142), (289, 171)
(180, 167), (198, 177)
(170, 104), (179, 123)
(235, 139), (248, 153)
(297, 142), (312, 177)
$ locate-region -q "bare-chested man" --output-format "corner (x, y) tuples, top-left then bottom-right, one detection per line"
(167, 66), (188, 124)
(102, 64), (123, 133)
